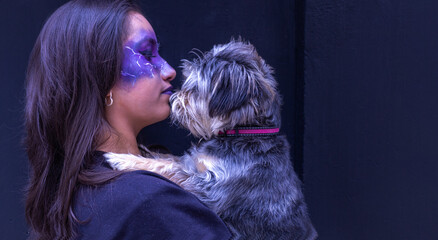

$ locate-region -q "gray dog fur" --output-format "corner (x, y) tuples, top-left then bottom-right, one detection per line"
(168, 39), (318, 239)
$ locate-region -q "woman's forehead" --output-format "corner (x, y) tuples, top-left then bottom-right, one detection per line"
(126, 12), (156, 42)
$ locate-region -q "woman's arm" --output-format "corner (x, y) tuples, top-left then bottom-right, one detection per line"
(74, 170), (231, 240)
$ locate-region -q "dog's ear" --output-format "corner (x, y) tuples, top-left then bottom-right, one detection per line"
(208, 62), (251, 117)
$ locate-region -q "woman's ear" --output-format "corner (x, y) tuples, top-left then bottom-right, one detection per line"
(105, 91), (114, 106)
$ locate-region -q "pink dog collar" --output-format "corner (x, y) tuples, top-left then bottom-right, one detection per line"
(218, 127), (280, 137)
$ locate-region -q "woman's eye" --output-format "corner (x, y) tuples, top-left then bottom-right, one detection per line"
(139, 50), (156, 59)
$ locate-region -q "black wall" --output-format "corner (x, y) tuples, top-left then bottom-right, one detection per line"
(0, 1), (61, 239)
(1, 0), (437, 239)
(303, 0), (438, 239)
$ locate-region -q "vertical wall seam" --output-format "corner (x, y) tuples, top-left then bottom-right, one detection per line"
(294, 0), (306, 182)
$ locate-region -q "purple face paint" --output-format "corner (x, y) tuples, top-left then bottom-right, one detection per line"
(120, 30), (171, 86)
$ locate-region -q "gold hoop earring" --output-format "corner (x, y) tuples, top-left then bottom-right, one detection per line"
(105, 92), (113, 106)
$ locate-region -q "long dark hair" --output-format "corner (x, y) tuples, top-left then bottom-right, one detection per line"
(24, 0), (140, 238)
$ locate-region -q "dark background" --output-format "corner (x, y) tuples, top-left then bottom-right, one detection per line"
(303, 1), (438, 239)
(1, 0), (437, 239)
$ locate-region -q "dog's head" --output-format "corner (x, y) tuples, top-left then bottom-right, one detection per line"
(170, 39), (282, 139)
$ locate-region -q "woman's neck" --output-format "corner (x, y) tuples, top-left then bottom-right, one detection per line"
(97, 128), (141, 155)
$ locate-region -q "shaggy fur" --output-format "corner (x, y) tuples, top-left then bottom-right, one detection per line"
(106, 39), (317, 240)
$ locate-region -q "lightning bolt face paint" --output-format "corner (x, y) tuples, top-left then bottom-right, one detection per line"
(120, 30), (170, 86)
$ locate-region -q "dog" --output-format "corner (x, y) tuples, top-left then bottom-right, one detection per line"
(106, 39), (318, 240)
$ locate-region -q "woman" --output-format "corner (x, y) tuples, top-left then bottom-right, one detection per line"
(24, 0), (231, 239)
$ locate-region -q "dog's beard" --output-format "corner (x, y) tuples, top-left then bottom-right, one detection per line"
(170, 90), (224, 139)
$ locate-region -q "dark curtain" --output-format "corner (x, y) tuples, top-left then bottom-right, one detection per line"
(304, 0), (438, 239)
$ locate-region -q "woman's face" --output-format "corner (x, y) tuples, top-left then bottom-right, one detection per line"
(110, 12), (176, 132)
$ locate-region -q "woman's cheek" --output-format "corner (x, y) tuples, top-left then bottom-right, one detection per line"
(120, 46), (156, 86)
(120, 47), (172, 89)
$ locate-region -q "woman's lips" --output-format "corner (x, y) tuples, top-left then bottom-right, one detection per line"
(162, 86), (174, 95)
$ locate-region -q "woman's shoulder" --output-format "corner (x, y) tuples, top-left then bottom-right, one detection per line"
(103, 169), (181, 197)
(74, 170), (231, 240)
(74, 170), (187, 221)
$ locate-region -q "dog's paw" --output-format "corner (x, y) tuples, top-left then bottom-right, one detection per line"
(104, 152), (145, 171)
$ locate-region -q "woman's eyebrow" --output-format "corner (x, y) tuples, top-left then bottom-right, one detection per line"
(146, 37), (157, 45)
(136, 35), (157, 48)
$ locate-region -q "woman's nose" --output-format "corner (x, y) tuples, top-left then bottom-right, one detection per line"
(161, 62), (176, 82)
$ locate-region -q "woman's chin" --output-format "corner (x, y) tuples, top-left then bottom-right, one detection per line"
(155, 105), (171, 122)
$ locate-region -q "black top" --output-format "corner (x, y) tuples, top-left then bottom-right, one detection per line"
(73, 152), (231, 240)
